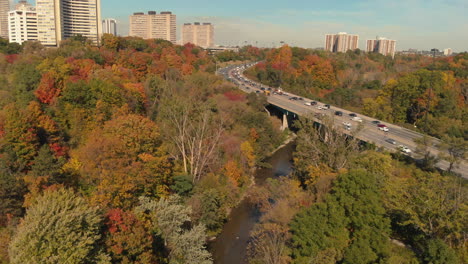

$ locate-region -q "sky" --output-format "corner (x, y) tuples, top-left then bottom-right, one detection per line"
(30, 0), (468, 51)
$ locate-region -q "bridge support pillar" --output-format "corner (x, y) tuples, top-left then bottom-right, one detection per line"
(281, 113), (288, 131)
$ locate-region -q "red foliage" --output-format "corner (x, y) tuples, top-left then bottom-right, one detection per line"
(35, 72), (60, 104)
(223, 90), (246, 101)
(5, 54), (18, 64)
(49, 142), (68, 157)
(106, 208), (129, 234)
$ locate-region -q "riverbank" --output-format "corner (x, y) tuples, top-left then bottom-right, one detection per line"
(209, 139), (296, 264)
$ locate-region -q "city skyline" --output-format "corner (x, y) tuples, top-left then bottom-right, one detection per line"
(15, 0), (468, 51)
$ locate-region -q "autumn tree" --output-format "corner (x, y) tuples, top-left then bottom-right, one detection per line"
(104, 209), (156, 264)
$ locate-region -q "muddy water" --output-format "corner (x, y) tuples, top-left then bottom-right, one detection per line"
(210, 142), (295, 264)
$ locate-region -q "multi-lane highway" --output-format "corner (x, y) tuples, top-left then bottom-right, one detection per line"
(219, 63), (468, 179)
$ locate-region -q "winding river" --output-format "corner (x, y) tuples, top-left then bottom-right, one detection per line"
(210, 142), (295, 264)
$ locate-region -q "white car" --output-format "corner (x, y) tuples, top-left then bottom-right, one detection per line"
(317, 105), (323, 110)
(351, 116), (363, 122)
(398, 145), (411, 154)
(304, 102), (311, 106)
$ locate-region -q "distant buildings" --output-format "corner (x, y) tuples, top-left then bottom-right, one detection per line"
(181, 22), (214, 48)
(366, 37), (396, 58)
(36, 0), (101, 46)
(325, 32), (359, 53)
(129, 11), (176, 43)
(102, 18), (117, 35)
(0, 0), (9, 39)
(8, 1), (38, 45)
(444, 48), (452, 56)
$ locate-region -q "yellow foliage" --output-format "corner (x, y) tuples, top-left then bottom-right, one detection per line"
(240, 141), (256, 168)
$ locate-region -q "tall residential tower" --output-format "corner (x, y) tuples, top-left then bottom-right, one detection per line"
(129, 11), (176, 43)
(181, 22), (214, 48)
(325, 32), (359, 53)
(8, 1), (38, 44)
(0, 0), (10, 39)
(102, 18), (117, 35)
(366, 37), (396, 58)
(37, 0), (102, 46)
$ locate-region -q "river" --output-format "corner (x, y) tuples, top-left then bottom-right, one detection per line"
(210, 142), (295, 264)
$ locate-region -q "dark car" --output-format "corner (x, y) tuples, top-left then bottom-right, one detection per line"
(311, 101), (317, 105)
(298, 97), (304, 100)
(289, 97), (298, 100)
(335, 111), (343, 116)
(372, 120), (381, 125)
(349, 113), (357, 117)
(385, 138), (396, 145)
(324, 104), (330, 109)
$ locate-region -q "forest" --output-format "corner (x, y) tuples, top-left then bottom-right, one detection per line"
(0, 36), (466, 264)
(0, 36), (283, 263)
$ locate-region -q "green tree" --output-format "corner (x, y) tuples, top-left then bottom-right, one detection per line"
(8, 188), (109, 264)
(422, 239), (459, 264)
(290, 170), (391, 263)
(136, 196), (212, 264)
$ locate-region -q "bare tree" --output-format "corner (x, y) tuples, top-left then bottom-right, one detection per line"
(159, 97), (223, 182)
(438, 136), (467, 173)
(294, 114), (361, 172)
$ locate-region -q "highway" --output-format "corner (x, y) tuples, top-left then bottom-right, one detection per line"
(218, 63), (468, 179)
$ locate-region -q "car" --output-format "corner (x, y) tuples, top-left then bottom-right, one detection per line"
(351, 116), (363, 122)
(372, 120), (381, 125)
(304, 102), (312, 106)
(298, 97), (304, 101)
(310, 101), (317, 106)
(378, 124), (389, 132)
(260, 87), (266, 91)
(289, 97), (298, 100)
(398, 145), (411, 154)
(349, 113), (357, 117)
(385, 138), (396, 145)
(317, 105), (323, 110)
(324, 104), (330, 109)
(335, 111), (343, 116)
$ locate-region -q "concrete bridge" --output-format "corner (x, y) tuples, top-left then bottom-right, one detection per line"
(218, 63), (468, 179)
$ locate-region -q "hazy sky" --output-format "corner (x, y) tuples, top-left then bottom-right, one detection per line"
(30, 0), (468, 51)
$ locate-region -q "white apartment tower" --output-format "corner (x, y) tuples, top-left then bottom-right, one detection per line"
(366, 37), (396, 58)
(182, 22), (214, 48)
(129, 11), (176, 43)
(102, 18), (117, 35)
(8, 1), (38, 45)
(37, 0), (102, 46)
(0, 0), (10, 39)
(325, 32), (359, 53)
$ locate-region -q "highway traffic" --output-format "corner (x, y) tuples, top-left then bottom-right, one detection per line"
(218, 63), (468, 179)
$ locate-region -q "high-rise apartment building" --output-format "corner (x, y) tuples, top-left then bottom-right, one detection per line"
(443, 48), (452, 56)
(325, 32), (359, 53)
(129, 11), (176, 43)
(8, 1), (38, 45)
(37, 0), (101, 46)
(181, 22), (214, 48)
(36, 0), (57, 46)
(0, 0), (10, 39)
(102, 18), (117, 35)
(366, 37), (396, 58)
